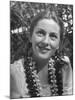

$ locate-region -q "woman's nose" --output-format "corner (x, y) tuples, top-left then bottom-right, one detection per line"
(43, 35), (50, 45)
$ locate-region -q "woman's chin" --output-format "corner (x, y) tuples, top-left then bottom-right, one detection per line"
(37, 53), (51, 60)
(33, 48), (53, 61)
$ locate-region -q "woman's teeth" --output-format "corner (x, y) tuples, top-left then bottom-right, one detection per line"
(38, 46), (50, 52)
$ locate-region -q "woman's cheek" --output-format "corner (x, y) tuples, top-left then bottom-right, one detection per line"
(50, 40), (60, 49)
(33, 36), (43, 45)
(32, 36), (41, 49)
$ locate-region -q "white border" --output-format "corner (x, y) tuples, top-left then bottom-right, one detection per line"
(11, 0), (74, 5)
(0, 0), (75, 100)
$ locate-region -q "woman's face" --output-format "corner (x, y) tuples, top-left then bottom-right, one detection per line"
(30, 19), (60, 60)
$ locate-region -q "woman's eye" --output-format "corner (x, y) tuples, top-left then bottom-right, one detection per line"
(50, 33), (57, 40)
(37, 31), (45, 36)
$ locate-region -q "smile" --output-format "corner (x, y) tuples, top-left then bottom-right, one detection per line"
(38, 46), (50, 53)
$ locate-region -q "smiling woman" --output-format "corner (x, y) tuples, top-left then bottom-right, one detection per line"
(31, 19), (60, 61)
(10, 3), (73, 99)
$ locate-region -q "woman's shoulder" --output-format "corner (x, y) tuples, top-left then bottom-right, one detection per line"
(11, 58), (24, 67)
(10, 58), (26, 84)
(10, 58), (29, 98)
(10, 58), (24, 73)
(61, 56), (73, 95)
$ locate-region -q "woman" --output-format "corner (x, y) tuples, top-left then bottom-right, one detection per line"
(10, 8), (73, 98)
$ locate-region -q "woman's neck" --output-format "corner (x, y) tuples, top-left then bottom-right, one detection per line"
(32, 55), (49, 85)
(32, 54), (49, 72)
(37, 63), (49, 85)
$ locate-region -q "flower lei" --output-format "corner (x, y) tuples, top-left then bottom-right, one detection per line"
(48, 56), (63, 96)
(24, 54), (63, 97)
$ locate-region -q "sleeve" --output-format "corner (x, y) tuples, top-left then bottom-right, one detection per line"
(10, 59), (29, 99)
(62, 63), (73, 95)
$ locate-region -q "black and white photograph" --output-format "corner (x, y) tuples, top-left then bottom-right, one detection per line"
(10, 1), (73, 99)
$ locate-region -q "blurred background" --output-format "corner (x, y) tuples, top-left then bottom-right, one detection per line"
(10, 1), (73, 68)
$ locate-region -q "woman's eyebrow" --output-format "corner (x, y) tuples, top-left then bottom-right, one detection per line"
(37, 28), (46, 33)
(49, 32), (59, 35)
(50, 32), (57, 35)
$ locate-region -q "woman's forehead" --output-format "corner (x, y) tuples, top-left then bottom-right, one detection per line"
(34, 19), (60, 33)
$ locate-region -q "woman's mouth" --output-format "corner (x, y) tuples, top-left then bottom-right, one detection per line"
(38, 46), (50, 53)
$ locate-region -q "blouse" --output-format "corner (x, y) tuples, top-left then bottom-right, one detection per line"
(10, 58), (73, 99)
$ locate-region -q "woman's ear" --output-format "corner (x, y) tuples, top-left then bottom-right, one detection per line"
(28, 34), (32, 43)
(55, 46), (60, 54)
(56, 44), (59, 50)
(56, 46), (59, 50)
